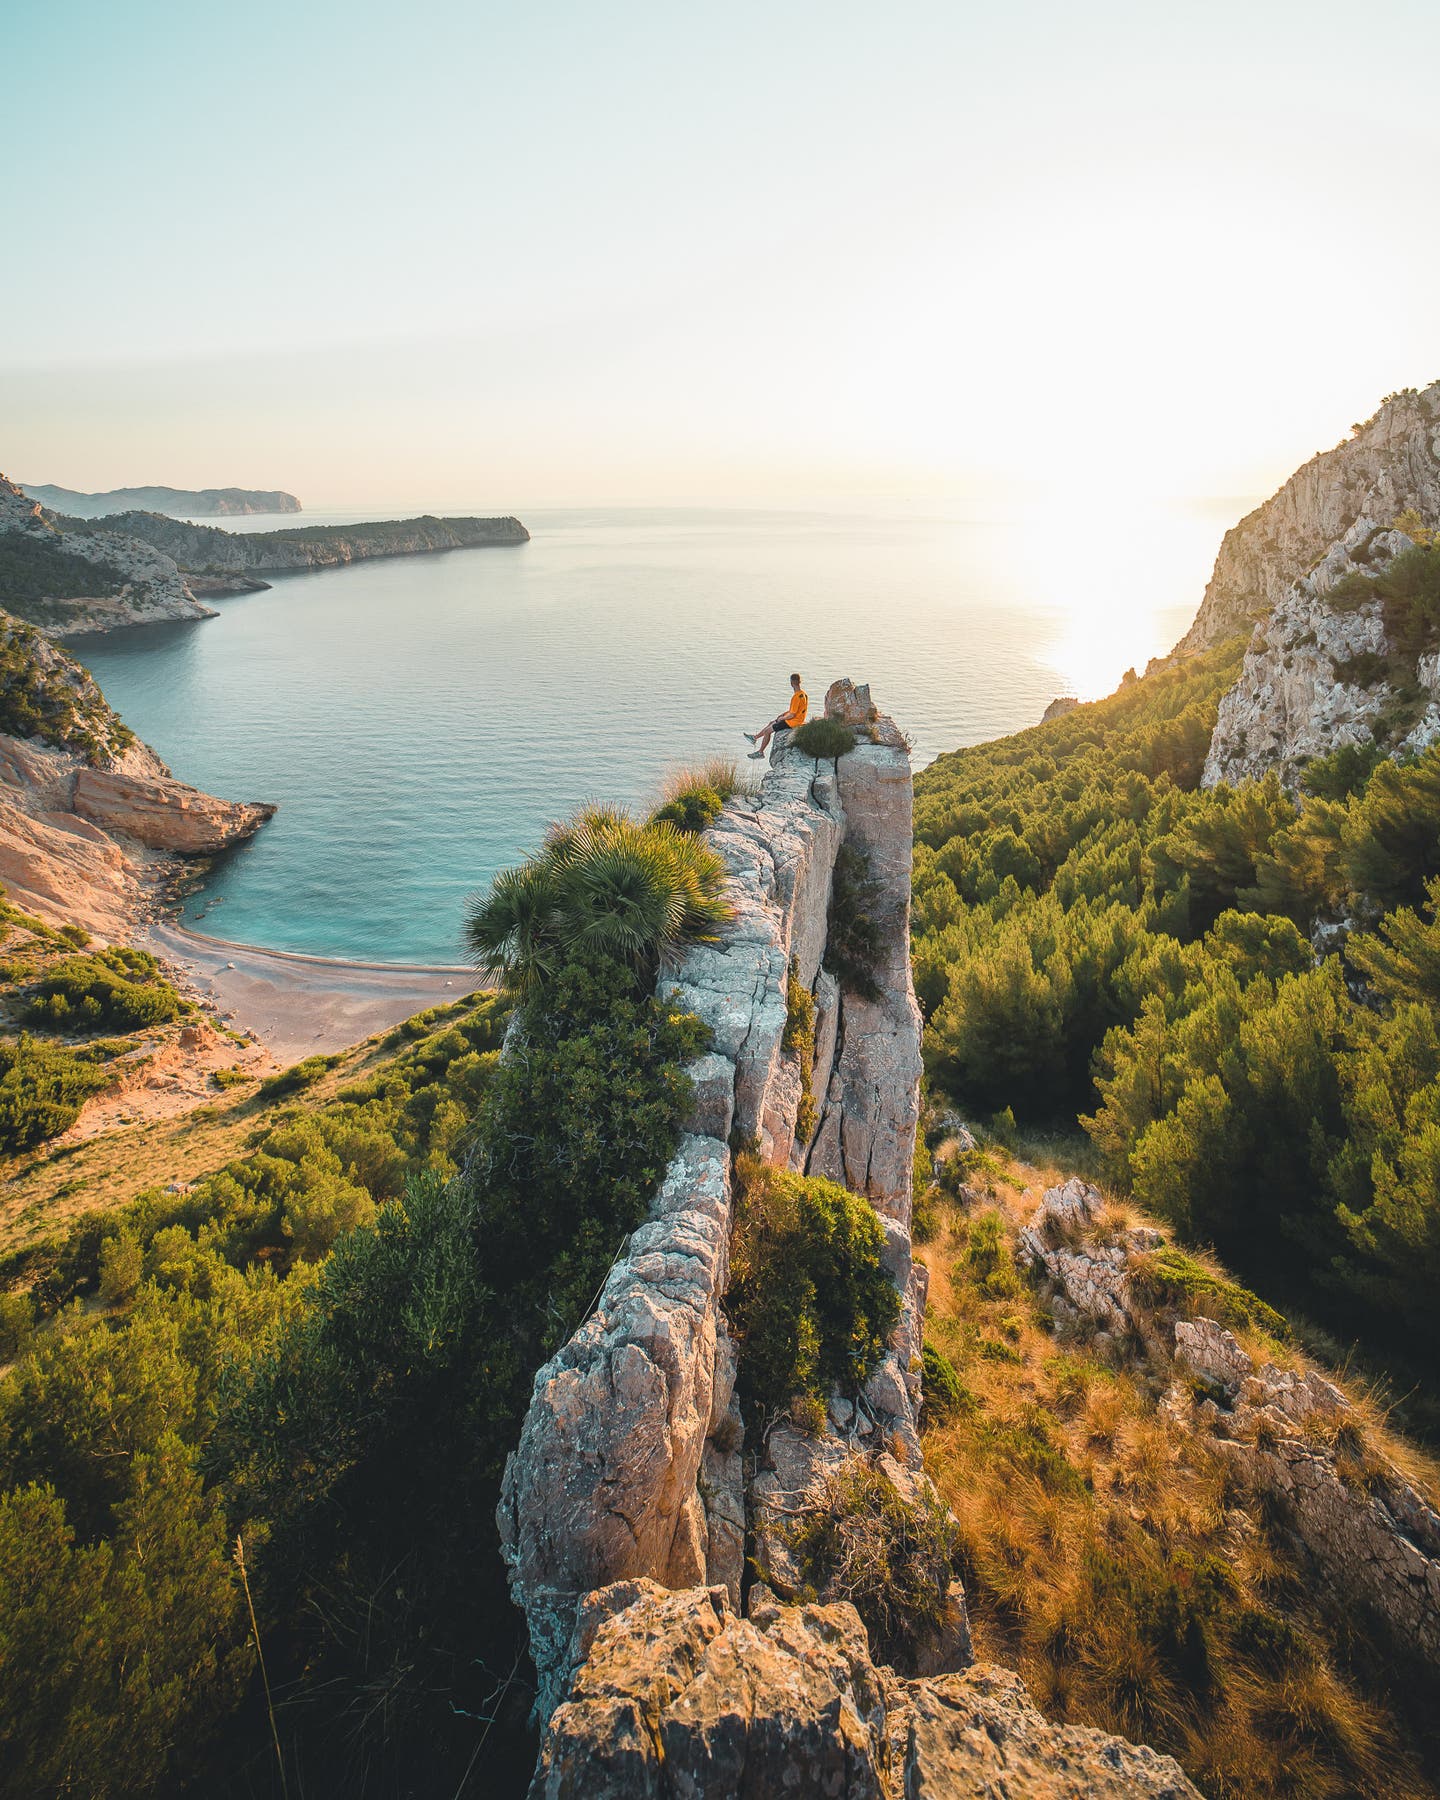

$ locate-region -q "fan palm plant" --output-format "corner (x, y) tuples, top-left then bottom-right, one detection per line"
(466, 801), (734, 991)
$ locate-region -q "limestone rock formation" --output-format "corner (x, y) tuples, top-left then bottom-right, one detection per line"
(0, 625), (273, 933)
(1172, 1317), (1440, 1668)
(1017, 1177), (1160, 1341)
(1042, 695), (1080, 722)
(1177, 382), (1440, 655)
(0, 475), (216, 634)
(498, 693), (936, 1719)
(530, 1579), (1202, 1800)
(1200, 516), (1433, 787)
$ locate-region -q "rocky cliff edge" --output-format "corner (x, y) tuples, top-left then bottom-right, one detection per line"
(498, 683), (1198, 1796)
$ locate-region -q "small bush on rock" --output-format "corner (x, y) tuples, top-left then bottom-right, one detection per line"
(728, 1160), (899, 1416)
(824, 844), (884, 1001)
(791, 717), (857, 759)
(785, 1459), (962, 1669)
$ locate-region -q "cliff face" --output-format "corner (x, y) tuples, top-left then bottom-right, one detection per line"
(84, 509), (530, 573)
(1178, 381), (1440, 655)
(498, 685), (1195, 1796)
(0, 476), (214, 635)
(1199, 516), (1438, 786)
(0, 620), (273, 935)
(23, 483), (301, 518)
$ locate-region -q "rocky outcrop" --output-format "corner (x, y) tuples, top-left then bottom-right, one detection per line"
(0, 631), (273, 934)
(1200, 516), (1433, 787)
(1177, 382), (1440, 655)
(72, 763), (275, 854)
(1172, 1317), (1440, 1670)
(23, 483), (301, 518)
(498, 693), (936, 1719)
(86, 509), (530, 574)
(530, 1579), (1202, 1800)
(1042, 695), (1080, 723)
(0, 475), (215, 634)
(1017, 1177), (1160, 1340)
(1020, 1181), (1440, 1679)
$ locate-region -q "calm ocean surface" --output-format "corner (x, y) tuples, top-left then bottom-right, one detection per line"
(74, 502), (1243, 964)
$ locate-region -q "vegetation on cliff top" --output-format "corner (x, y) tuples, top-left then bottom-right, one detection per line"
(0, 617), (135, 764)
(912, 638), (1440, 1394)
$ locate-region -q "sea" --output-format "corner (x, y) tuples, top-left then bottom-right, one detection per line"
(72, 499), (1246, 965)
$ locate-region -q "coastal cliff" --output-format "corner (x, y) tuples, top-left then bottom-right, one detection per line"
(1178, 381), (1440, 656)
(499, 683), (1197, 1797)
(22, 482), (301, 519)
(80, 508), (530, 573)
(0, 474), (215, 634)
(0, 617), (273, 935)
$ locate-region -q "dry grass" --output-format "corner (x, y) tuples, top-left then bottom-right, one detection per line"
(657, 754), (760, 807)
(916, 1152), (1439, 1800)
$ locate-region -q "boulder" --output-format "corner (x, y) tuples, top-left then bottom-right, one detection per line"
(530, 1579), (1203, 1800)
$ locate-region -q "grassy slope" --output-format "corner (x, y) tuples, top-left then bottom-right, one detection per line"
(917, 1135), (1440, 1800)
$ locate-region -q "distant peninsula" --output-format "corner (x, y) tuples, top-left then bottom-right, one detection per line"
(21, 482), (301, 519)
(72, 509), (531, 575)
(0, 476), (530, 635)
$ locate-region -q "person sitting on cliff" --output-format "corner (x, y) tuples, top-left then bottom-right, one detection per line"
(745, 673), (807, 759)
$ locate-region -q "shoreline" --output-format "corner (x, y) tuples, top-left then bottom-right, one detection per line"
(145, 919), (488, 1063)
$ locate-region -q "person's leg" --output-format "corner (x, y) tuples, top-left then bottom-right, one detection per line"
(749, 724), (773, 758)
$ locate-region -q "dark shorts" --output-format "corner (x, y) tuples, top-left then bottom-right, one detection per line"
(771, 717), (793, 732)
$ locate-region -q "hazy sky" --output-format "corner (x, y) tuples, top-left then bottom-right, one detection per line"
(5, 0), (1438, 508)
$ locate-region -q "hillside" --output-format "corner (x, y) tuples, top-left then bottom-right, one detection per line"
(0, 475), (214, 634)
(23, 483), (301, 519)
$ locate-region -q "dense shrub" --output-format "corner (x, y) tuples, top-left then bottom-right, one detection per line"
(728, 1161), (899, 1417)
(650, 755), (750, 832)
(651, 782), (724, 832)
(912, 635), (1440, 1365)
(791, 717), (857, 759)
(22, 947), (181, 1033)
(0, 1034), (116, 1152)
(825, 843), (884, 1000)
(0, 618), (134, 763)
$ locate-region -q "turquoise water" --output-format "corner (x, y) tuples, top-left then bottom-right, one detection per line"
(74, 503), (1237, 964)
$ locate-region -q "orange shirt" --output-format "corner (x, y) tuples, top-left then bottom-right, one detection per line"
(784, 688), (808, 727)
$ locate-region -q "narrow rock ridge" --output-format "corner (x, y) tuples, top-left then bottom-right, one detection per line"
(1177, 381), (1440, 656)
(497, 687), (935, 1722)
(1019, 1178), (1440, 1673)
